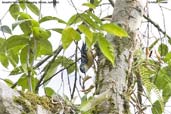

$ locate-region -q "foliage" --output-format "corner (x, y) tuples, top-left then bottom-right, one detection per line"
(0, 0), (128, 94)
(0, 0), (171, 114)
(134, 42), (171, 114)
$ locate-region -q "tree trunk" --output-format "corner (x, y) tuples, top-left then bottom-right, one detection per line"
(96, 0), (147, 113)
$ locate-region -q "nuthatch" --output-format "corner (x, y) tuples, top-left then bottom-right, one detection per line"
(80, 43), (94, 73)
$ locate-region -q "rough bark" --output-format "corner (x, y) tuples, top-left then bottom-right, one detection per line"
(96, 0), (147, 114)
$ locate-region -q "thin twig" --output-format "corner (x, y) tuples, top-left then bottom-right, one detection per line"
(27, 39), (33, 92)
(33, 45), (63, 69)
(159, 4), (166, 36)
(35, 45), (63, 93)
(71, 41), (78, 99)
(11, 46), (62, 89)
(67, 70), (72, 97)
(108, 0), (171, 40)
(39, 58), (81, 87)
(39, 0), (42, 20)
(65, 50), (72, 98)
(0, 77), (13, 85)
(143, 15), (171, 40)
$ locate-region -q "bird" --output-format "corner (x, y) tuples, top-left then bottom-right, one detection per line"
(80, 43), (94, 74)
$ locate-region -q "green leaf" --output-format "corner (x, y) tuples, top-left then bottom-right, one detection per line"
(85, 33), (97, 48)
(50, 28), (63, 34)
(17, 21), (32, 35)
(78, 24), (93, 44)
(18, 0), (26, 10)
(0, 25), (12, 34)
(36, 38), (53, 56)
(162, 83), (171, 102)
(33, 27), (51, 39)
(82, 3), (96, 9)
(154, 67), (171, 89)
(9, 66), (23, 75)
(12, 19), (39, 31)
(163, 66), (171, 78)
(87, 11), (102, 25)
(43, 56), (75, 85)
(152, 100), (163, 114)
(39, 16), (66, 24)
(12, 19), (32, 30)
(20, 45), (35, 74)
(81, 13), (100, 29)
(57, 56), (75, 74)
(98, 33), (115, 65)
(31, 20), (40, 27)
(17, 74), (28, 90)
(62, 27), (81, 49)
(0, 38), (6, 53)
(20, 46), (34, 66)
(9, 4), (20, 19)
(164, 52), (171, 63)
(0, 38), (5, 47)
(158, 43), (168, 56)
(67, 14), (82, 25)
(93, 0), (102, 6)
(101, 23), (128, 37)
(7, 49), (19, 67)
(44, 60), (60, 84)
(5, 35), (29, 50)
(4, 79), (13, 87)
(0, 54), (8, 68)
(17, 12), (34, 35)
(18, 74), (38, 91)
(18, 12), (32, 19)
(44, 87), (56, 97)
(18, 22), (32, 35)
(26, 2), (40, 16)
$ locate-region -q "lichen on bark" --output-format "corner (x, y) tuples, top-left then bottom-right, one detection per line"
(13, 91), (76, 114)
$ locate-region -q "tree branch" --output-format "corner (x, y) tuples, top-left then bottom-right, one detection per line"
(71, 41), (78, 99)
(33, 45), (63, 69)
(11, 45), (63, 89)
(39, 58), (81, 87)
(35, 45), (63, 93)
(107, 0), (171, 40)
(143, 15), (171, 39)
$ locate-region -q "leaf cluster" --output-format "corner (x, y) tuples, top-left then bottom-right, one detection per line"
(135, 40), (171, 114)
(0, 0), (129, 95)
